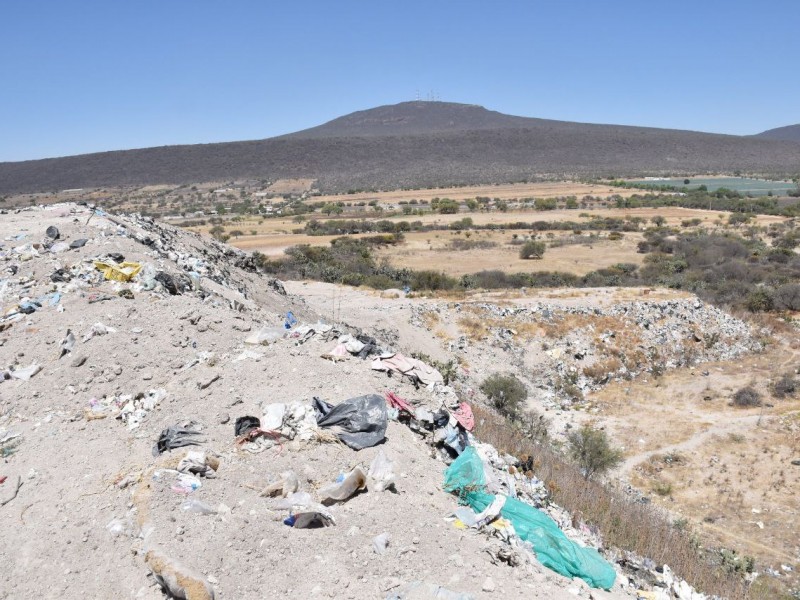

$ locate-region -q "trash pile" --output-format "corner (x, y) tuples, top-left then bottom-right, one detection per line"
(409, 299), (762, 406)
(0, 204), (738, 600)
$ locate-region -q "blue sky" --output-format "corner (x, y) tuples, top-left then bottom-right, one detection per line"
(1, 0), (798, 161)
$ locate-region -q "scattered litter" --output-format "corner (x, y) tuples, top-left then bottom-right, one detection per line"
(285, 512), (335, 528)
(181, 499), (218, 515)
(94, 261), (142, 282)
(368, 449), (396, 492)
(373, 532), (390, 555)
(234, 416), (260, 437)
(50, 268), (72, 282)
(154, 271), (179, 295)
(319, 466), (367, 505)
(59, 329), (75, 358)
(284, 311), (297, 329)
(245, 326), (286, 345)
(177, 450), (219, 478)
(260, 470), (299, 498)
(371, 353), (444, 387)
(0, 431), (23, 458)
(153, 422), (204, 455)
(451, 402), (475, 432)
(314, 394), (388, 450)
(386, 582), (473, 600)
(444, 447), (616, 590)
(10, 364), (41, 381)
(81, 322), (116, 342)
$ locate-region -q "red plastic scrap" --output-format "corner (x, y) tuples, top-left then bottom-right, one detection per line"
(0, 476), (6, 484)
(452, 402), (475, 431)
(385, 391), (413, 413)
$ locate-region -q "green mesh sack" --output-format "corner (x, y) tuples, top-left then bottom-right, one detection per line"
(442, 446), (485, 495)
(443, 448), (616, 590)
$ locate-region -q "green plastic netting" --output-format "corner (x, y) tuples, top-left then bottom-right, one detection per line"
(444, 447), (616, 590)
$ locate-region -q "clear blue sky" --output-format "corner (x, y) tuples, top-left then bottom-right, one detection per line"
(1, 0), (798, 162)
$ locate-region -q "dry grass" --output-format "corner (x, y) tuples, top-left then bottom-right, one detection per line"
(471, 403), (749, 599)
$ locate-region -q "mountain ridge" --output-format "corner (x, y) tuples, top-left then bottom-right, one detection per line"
(2, 102), (800, 195)
(754, 123), (800, 143)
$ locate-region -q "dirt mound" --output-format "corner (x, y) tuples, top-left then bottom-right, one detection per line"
(0, 205), (719, 599)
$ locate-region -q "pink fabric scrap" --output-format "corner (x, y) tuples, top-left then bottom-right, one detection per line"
(452, 402), (475, 431)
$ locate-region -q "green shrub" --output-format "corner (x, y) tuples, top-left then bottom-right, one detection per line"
(480, 373), (528, 418)
(567, 424), (623, 480)
(519, 240), (546, 259)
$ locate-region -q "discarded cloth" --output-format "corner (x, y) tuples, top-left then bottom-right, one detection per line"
(452, 402), (475, 431)
(371, 353), (444, 386)
(385, 391), (414, 413)
(313, 394), (387, 450)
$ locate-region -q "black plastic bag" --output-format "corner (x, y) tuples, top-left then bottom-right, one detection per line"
(234, 415), (260, 437)
(313, 394), (387, 450)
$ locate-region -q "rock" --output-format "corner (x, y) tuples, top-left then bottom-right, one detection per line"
(482, 577), (496, 592)
(71, 356), (87, 368)
(144, 549), (215, 600)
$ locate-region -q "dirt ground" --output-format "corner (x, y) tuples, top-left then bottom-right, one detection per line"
(374, 231), (645, 276)
(288, 281), (800, 593)
(594, 344), (800, 572)
(0, 205), (643, 600)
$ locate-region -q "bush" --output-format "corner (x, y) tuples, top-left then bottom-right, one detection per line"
(567, 424), (623, 480)
(732, 386), (762, 407)
(519, 240), (545, 259)
(773, 283), (800, 311)
(770, 374), (797, 399)
(480, 373), (528, 418)
(745, 288), (774, 312)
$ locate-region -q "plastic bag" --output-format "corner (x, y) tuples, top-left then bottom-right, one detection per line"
(313, 394), (387, 450)
(245, 326), (286, 345)
(367, 449), (396, 492)
(181, 499), (217, 515)
(319, 466), (367, 505)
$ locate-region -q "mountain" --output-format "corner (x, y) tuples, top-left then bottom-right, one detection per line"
(754, 123), (800, 143)
(2, 101), (800, 195)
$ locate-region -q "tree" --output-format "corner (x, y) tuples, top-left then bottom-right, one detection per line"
(567, 424), (623, 480)
(651, 215), (666, 227)
(683, 179), (691, 185)
(520, 240), (546, 259)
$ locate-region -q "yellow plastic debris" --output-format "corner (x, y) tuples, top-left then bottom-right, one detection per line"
(94, 261), (142, 282)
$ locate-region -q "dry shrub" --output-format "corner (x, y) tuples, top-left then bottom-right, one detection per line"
(582, 357), (623, 383)
(458, 317), (489, 340)
(471, 403), (748, 599)
(732, 386), (762, 407)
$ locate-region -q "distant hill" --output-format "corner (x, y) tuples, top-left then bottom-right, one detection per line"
(2, 101), (800, 195)
(754, 124), (800, 143)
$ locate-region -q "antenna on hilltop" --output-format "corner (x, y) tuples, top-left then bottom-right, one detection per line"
(415, 89), (420, 101)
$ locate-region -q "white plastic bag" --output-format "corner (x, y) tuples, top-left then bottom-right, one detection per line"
(367, 449), (396, 492)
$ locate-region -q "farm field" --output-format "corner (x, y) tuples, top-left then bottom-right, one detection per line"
(628, 176), (796, 196)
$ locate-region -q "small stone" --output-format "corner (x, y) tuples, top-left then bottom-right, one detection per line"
(219, 413), (230, 425)
(482, 577), (495, 592)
